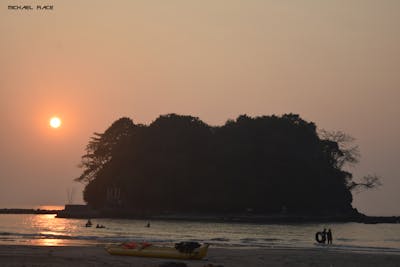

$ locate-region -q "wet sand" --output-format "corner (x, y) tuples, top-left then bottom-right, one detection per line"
(1, 245), (400, 267)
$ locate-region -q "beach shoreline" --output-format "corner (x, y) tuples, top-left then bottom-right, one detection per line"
(1, 244), (400, 267)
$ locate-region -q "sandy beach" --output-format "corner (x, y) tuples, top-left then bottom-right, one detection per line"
(1, 245), (400, 267)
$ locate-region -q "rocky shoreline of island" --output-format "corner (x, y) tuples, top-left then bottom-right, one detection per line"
(2, 206), (399, 224)
(147, 213), (400, 224)
(56, 205), (400, 224)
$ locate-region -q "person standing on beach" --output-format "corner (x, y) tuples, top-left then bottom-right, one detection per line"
(327, 229), (333, 244)
(322, 228), (327, 244)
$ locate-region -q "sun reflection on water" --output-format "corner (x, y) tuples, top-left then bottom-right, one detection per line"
(24, 214), (76, 246)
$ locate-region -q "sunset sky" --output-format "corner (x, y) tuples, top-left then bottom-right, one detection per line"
(0, 1), (399, 215)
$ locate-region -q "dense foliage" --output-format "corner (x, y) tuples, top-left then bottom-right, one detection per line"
(76, 114), (367, 215)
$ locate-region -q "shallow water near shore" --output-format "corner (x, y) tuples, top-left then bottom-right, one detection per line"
(1, 214), (399, 253)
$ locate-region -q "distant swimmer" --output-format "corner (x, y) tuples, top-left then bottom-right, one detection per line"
(85, 219), (92, 227)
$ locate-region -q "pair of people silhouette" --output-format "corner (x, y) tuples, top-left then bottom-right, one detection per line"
(316, 228), (333, 244)
(322, 228), (333, 244)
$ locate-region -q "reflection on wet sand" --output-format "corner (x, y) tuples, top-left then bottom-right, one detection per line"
(32, 238), (64, 246)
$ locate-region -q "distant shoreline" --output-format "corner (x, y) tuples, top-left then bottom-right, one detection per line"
(0, 208), (59, 215)
(2, 208), (398, 224)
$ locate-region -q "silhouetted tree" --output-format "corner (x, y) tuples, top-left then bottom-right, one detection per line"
(319, 130), (360, 168)
(347, 174), (382, 192)
(75, 117), (135, 184)
(76, 113), (377, 215)
(319, 129), (381, 193)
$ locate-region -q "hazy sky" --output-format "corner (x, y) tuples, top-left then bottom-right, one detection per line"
(0, 1), (399, 215)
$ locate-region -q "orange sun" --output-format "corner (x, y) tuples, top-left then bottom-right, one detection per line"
(49, 117), (62, 128)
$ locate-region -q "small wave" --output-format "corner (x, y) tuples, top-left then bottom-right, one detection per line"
(0, 232), (12, 236)
(210, 237), (230, 242)
(313, 243), (400, 254)
(1, 233), (168, 243)
(99, 236), (176, 244)
(241, 238), (257, 243)
(1, 232), (46, 238)
(264, 238), (281, 241)
(384, 238), (400, 242)
(0, 232), (101, 241)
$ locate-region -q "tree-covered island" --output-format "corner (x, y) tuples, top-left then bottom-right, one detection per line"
(73, 113), (382, 220)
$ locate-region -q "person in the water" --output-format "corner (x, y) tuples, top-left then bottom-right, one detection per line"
(85, 219), (92, 227)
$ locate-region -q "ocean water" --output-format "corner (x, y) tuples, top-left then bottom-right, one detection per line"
(1, 214), (400, 253)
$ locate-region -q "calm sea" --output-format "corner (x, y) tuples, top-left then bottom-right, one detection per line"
(1, 213), (400, 253)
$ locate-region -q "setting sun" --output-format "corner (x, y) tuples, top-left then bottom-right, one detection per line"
(49, 117), (62, 128)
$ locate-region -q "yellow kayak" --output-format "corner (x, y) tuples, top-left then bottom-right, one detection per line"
(106, 242), (209, 260)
